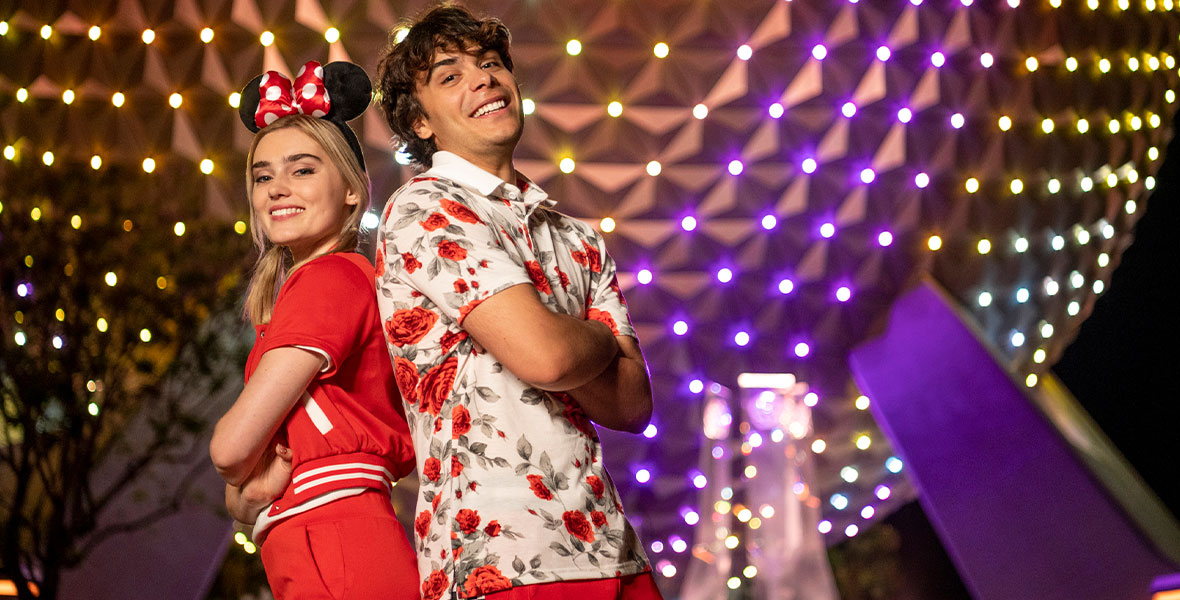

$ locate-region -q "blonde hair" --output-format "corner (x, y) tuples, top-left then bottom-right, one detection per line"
(243, 114), (371, 325)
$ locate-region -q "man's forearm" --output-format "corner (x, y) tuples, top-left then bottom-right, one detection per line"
(563, 338), (653, 433)
(534, 314), (619, 391)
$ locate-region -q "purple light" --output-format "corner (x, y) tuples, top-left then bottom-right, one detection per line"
(637, 269), (653, 285)
(897, 107), (913, 123)
(727, 160), (744, 176)
(794, 342), (810, 357)
(951, 113), (965, 129)
(876, 45), (892, 61)
(681, 215), (697, 231)
(635, 468), (651, 483)
(812, 44), (828, 60)
(689, 379), (704, 394)
(931, 51), (946, 67)
(961, 0), (974, 5)
(672, 320), (688, 335)
(803, 391), (819, 406)
(980, 52), (994, 68)
(801, 157), (817, 173)
(683, 510), (700, 525)
(768, 102), (784, 119)
(820, 222), (836, 238)
(860, 168), (876, 184)
(861, 505), (876, 519)
(692, 473), (708, 489)
(911, 0), (923, 4)
(711, 445), (724, 459)
(836, 286), (852, 302)
(716, 268), (733, 283)
(778, 278), (795, 295)
(875, 484), (892, 500)
(643, 423), (658, 438)
(915, 172), (930, 188)
(761, 214), (777, 230)
(734, 331), (750, 346)
(16, 283), (31, 298)
(878, 231), (894, 247)
(737, 44), (752, 61)
(841, 101), (857, 118)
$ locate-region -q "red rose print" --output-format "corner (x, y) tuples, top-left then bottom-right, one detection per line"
(562, 510), (595, 543)
(441, 198), (482, 224)
(456, 508), (481, 534)
(483, 520), (501, 537)
(451, 455), (464, 477)
(469, 481), (478, 490)
(423, 457), (441, 482)
(415, 510), (432, 539)
(571, 249), (587, 266)
(586, 308), (619, 335)
(467, 267), (476, 275)
(417, 356), (457, 416)
(458, 298), (485, 323)
(375, 246), (386, 278)
(438, 239), (468, 261)
(439, 330), (468, 352)
(463, 565), (512, 596)
(479, 260), (488, 268)
(555, 266), (570, 290)
(421, 570), (449, 600)
(434, 418), (442, 433)
(452, 405), (471, 438)
(402, 252), (422, 274)
(581, 240), (602, 273)
(608, 275), (628, 306)
(454, 544), (463, 557)
(394, 357), (420, 405)
(555, 392), (597, 438)
(384, 307), (438, 347)
(527, 474), (554, 500)
(453, 278), (469, 293)
(431, 493), (441, 511)
(525, 260), (552, 295)
(420, 212), (450, 231)
(586, 475), (605, 499)
(591, 510), (607, 528)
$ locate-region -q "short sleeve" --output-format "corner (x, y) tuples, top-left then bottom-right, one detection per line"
(380, 182), (532, 324)
(585, 235), (636, 339)
(261, 254), (375, 377)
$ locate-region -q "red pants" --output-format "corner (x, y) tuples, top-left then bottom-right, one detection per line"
(483, 572), (664, 600)
(260, 491), (420, 599)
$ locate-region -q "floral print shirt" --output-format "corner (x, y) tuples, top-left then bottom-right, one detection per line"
(376, 151), (650, 599)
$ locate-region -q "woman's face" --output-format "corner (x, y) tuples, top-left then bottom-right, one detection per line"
(250, 127), (357, 262)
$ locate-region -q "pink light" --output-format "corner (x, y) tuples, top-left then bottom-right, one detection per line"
(812, 44), (828, 60)
(836, 286), (852, 302)
(727, 160), (744, 176)
(980, 52), (994, 68)
(878, 231), (894, 247)
(820, 222), (836, 238)
(876, 46), (892, 61)
(841, 101), (857, 118)
(681, 215), (697, 231)
(794, 342), (810, 358)
(931, 51), (946, 67)
(860, 168), (875, 184)
(875, 485), (892, 500)
(761, 214), (777, 230)
(801, 157), (817, 173)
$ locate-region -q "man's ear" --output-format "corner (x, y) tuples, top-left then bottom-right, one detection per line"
(412, 116), (434, 141)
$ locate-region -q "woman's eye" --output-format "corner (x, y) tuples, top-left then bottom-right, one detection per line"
(294, 167), (314, 175)
(254, 174), (271, 183)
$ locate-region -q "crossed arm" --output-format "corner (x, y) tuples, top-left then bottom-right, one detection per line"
(461, 283), (653, 433)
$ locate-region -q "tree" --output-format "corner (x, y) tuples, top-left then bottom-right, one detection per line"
(0, 158), (251, 598)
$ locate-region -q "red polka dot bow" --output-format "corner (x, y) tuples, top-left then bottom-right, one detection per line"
(254, 61), (331, 129)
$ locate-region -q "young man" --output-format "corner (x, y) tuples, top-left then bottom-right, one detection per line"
(374, 5), (662, 600)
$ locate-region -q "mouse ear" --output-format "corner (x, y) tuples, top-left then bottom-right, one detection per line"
(322, 61), (372, 122)
(237, 73), (266, 133)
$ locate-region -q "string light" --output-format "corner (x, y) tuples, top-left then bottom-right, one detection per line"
(229, 92), (241, 108)
(522, 98), (535, 115)
(15, 88), (27, 103)
(169, 93), (182, 109)
(566, 39), (582, 56)
(88, 26), (101, 41)
(260, 31), (274, 46)
(559, 157), (575, 173)
(40, 25), (52, 40)
(599, 217), (615, 232)
(607, 101), (623, 117)
(62, 90), (75, 105)
(646, 161), (662, 176)
(200, 159), (214, 174)
(143, 158), (156, 173)
(90, 155), (102, 170)
(325, 27), (340, 43)
(112, 92), (125, 107)
(692, 104), (708, 119)
(142, 29), (155, 44)
(200, 27), (214, 43)
(927, 235), (942, 251)
(42, 151), (54, 166)
(653, 42), (669, 58)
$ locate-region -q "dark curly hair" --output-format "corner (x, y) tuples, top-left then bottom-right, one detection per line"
(374, 4), (513, 169)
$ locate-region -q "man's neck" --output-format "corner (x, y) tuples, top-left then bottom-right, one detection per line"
(452, 152), (516, 185)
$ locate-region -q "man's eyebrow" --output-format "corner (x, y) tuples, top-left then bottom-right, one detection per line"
(251, 153), (322, 170)
(426, 56), (459, 81)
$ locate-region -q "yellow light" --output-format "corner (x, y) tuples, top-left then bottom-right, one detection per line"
(599, 217), (616, 232)
(14, 311), (23, 323)
(1167, 55), (1176, 70)
(855, 434), (872, 450)
(1147, 56), (1159, 71)
(1041, 118), (1054, 133)
(97, 318), (108, 332)
(88, 25), (101, 40)
(200, 27), (214, 43)
(243, 541), (258, 554)
(42, 151), (54, 166)
(229, 92), (241, 108)
(234, 220), (248, 234)
(55, 308), (65, 321)
(736, 508), (752, 522)
(1098, 58), (1110, 73)
(761, 505), (776, 518)
(156, 276), (167, 289)
(727, 576), (741, 589)
(748, 517), (762, 530)
(715, 500), (732, 514)
(811, 439), (826, 453)
(744, 566), (758, 578)
(653, 42), (669, 58)
(24, 255), (32, 267)
(743, 465), (757, 479)
(566, 39), (582, 56)
(16, 88), (27, 102)
(112, 92), (125, 107)
(0, 21), (7, 36)
(40, 25), (52, 39)
(1033, 348), (1047, 363)
(70, 215), (81, 229)
(1025, 373), (1038, 387)
(724, 536), (740, 550)
(200, 159), (214, 174)
(394, 27), (409, 43)
(140, 329), (152, 342)
(1050, 0), (1062, 6)
(965, 178), (979, 193)
(1108, 119), (1120, 134)
(325, 27), (340, 43)
(142, 29), (155, 44)
(169, 93), (182, 108)
(90, 155), (102, 170)
(62, 89), (75, 105)
(105, 272), (118, 286)
(1150, 114), (1161, 128)
(3, 146), (14, 161)
(927, 235), (943, 251)
(559, 157), (575, 173)
(30, 207), (42, 221)
(143, 157), (156, 173)
(123, 220), (134, 232)
(1128, 56), (1139, 71)
(977, 239), (992, 254)
(1106, 173), (1118, 187)
(260, 31), (274, 46)
(1119, 0), (1129, 8)
(1065, 56), (1078, 71)
(174, 222), (186, 236)
(1010, 179), (1024, 194)
(998, 116), (1012, 131)
(88, 402), (99, 416)
(522, 98), (535, 115)
(1025, 57), (1038, 72)
(855, 395), (870, 410)
(646, 161), (662, 176)
(1077, 118), (1089, 133)
(1088, 0), (1099, 8)
(607, 101), (623, 117)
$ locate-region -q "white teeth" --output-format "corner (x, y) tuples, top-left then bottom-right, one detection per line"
(474, 99), (506, 117)
(271, 207), (304, 216)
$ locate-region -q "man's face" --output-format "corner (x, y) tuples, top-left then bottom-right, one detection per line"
(412, 45), (523, 165)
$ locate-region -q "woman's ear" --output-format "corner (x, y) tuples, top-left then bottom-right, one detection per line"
(344, 187), (360, 207)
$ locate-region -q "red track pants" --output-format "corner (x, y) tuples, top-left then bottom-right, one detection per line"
(483, 572), (664, 600)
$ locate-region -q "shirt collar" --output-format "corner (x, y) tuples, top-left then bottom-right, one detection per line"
(426, 151), (555, 211)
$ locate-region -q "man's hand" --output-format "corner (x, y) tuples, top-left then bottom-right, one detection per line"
(225, 442), (292, 525)
(563, 335), (653, 433)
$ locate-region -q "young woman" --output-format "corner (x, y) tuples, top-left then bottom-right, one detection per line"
(209, 61), (419, 599)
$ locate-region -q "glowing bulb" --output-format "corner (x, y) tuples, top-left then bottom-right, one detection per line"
(1025, 374), (1038, 387)
(70, 215), (81, 229)
(965, 178), (980, 193)
(927, 235), (943, 251)
(90, 155), (102, 170)
(876, 46), (892, 61)
(41, 25), (52, 39)
(142, 29), (155, 44)
(42, 151), (54, 166)
(1066, 56), (1078, 71)
(522, 98), (535, 115)
(200, 27), (214, 43)
(200, 159), (214, 174)
(1034, 348), (1047, 363)
(980, 52), (994, 68)
(599, 217), (615, 232)
(174, 222), (186, 236)
(860, 168), (875, 184)
(951, 113), (965, 129)
(778, 279), (795, 294)
(653, 42), (669, 58)
(1041, 118), (1054, 133)
(105, 272), (118, 286)
(607, 101), (622, 117)
(841, 101), (857, 118)
(977, 239), (991, 254)
(717, 268), (733, 283)
(794, 342), (810, 357)
(112, 92), (125, 107)
(737, 44), (752, 60)
(673, 320), (688, 335)
(97, 318), (108, 332)
(62, 90), (74, 105)
(3, 146), (14, 161)
(897, 107), (912, 123)
(728, 160), (744, 176)
(768, 103), (784, 118)
(324, 27), (339, 43)
(559, 157), (575, 173)
(692, 104), (708, 119)
(1012, 331), (1027, 348)
(646, 161), (662, 176)
(566, 39), (582, 56)
(169, 93), (182, 108)
(1014, 237), (1029, 252)
(1025, 57), (1039, 71)
(1015, 287), (1030, 303)
(801, 158), (817, 173)
(998, 116), (1012, 131)
(819, 222), (835, 238)
(260, 31), (274, 46)
(931, 51), (946, 67)
(836, 286), (852, 302)
(1080, 177), (1093, 192)
(142, 158), (156, 173)
(812, 44), (828, 60)
(1098, 58), (1110, 73)
(1047, 178), (1061, 194)
(856, 435), (871, 450)
(16, 88), (27, 103)
(88, 26), (101, 40)
(1108, 119), (1120, 134)
(761, 215), (777, 230)
(878, 231), (893, 246)
(811, 439), (826, 453)
(978, 291), (993, 307)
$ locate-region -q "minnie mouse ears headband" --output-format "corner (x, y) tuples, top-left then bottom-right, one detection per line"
(238, 60), (371, 171)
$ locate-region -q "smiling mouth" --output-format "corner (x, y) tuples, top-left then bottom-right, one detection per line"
(271, 207), (304, 217)
(472, 99), (507, 117)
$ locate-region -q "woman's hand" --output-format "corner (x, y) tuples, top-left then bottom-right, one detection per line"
(226, 442), (293, 524)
